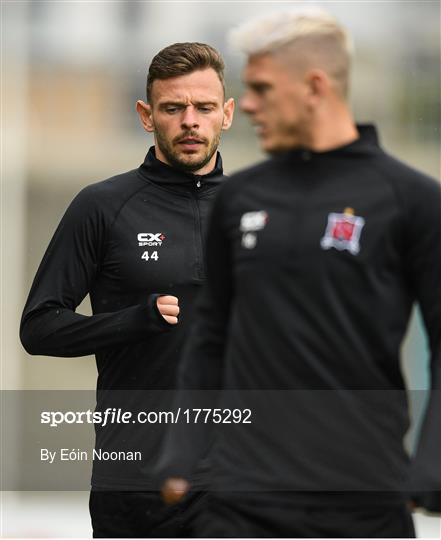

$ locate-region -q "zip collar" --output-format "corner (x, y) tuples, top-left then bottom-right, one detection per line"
(275, 124), (381, 163)
(138, 146), (224, 186)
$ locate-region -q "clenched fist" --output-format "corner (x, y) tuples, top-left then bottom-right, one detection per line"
(156, 295), (180, 325)
(161, 477), (190, 505)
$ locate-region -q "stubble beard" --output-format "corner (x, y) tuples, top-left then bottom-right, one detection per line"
(155, 129), (221, 173)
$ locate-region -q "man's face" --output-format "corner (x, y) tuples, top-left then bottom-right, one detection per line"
(137, 68), (234, 174)
(240, 53), (311, 153)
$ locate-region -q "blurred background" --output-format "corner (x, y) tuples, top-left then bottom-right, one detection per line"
(2, 0), (440, 537)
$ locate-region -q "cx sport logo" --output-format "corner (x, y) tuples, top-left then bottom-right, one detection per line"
(137, 233), (166, 247)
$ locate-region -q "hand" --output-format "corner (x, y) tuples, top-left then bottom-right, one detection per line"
(407, 499), (417, 511)
(156, 295), (180, 325)
(161, 477), (190, 505)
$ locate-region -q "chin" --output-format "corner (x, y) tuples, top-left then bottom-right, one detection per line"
(179, 150), (203, 161)
(262, 138), (301, 155)
(261, 140), (282, 154)
(177, 156), (207, 173)
(181, 156), (204, 168)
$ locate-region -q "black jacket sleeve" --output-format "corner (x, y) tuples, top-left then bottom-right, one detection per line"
(404, 173), (441, 511)
(20, 186), (171, 357)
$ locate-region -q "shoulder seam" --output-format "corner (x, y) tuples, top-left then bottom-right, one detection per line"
(108, 182), (150, 232)
(98, 181), (150, 265)
(368, 155), (409, 249)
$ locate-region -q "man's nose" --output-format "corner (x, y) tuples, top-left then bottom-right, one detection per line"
(181, 107), (199, 129)
(240, 92), (257, 115)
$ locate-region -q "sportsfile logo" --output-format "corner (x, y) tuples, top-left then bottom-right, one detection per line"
(137, 233), (166, 247)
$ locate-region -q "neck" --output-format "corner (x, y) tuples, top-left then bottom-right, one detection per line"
(303, 101), (358, 152)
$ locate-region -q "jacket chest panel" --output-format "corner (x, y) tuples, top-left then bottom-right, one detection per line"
(230, 178), (401, 279)
(101, 194), (207, 291)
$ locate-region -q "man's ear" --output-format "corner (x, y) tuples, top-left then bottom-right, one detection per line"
(136, 100), (154, 133)
(222, 98), (235, 130)
(305, 69), (329, 106)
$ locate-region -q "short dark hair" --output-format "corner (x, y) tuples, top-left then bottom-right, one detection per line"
(146, 42), (225, 103)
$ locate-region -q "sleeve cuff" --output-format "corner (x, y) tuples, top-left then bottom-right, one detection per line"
(144, 293), (176, 331)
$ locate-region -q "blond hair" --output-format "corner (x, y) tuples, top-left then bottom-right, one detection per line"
(229, 8), (353, 98)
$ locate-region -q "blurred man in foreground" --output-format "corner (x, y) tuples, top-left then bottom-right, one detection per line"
(20, 42), (234, 537)
(161, 10), (440, 538)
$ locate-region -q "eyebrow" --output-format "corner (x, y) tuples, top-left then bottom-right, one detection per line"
(193, 101), (219, 106)
(247, 81), (272, 90)
(158, 101), (219, 108)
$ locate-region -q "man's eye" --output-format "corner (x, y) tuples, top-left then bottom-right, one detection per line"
(165, 107), (179, 114)
(251, 84), (270, 96)
(199, 107), (213, 113)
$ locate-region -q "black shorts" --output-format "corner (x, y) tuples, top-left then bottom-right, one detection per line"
(196, 492), (416, 538)
(89, 489), (206, 538)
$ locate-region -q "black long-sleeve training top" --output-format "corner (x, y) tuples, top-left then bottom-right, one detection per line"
(20, 147), (226, 489)
(169, 125), (441, 507)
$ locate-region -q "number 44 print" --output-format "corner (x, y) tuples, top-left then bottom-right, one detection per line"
(141, 251), (159, 261)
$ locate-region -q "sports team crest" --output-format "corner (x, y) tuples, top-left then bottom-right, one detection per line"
(320, 207), (365, 255)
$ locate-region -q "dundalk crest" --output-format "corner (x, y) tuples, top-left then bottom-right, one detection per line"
(320, 207), (365, 255)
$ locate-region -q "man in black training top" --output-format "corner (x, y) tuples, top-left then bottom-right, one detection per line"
(20, 42), (234, 537)
(161, 10), (440, 538)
